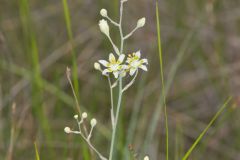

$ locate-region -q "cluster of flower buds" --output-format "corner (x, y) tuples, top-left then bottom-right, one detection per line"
(99, 8), (146, 36)
(64, 112), (97, 141)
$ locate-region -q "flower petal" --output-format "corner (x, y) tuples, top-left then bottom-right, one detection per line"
(99, 60), (109, 67)
(141, 58), (148, 64)
(113, 71), (119, 78)
(102, 69), (111, 75)
(117, 54), (125, 63)
(122, 64), (129, 70)
(109, 53), (116, 63)
(126, 58), (131, 63)
(135, 50), (141, 58)
(139, 65), (148, 71)
(130, 68), (137, 76)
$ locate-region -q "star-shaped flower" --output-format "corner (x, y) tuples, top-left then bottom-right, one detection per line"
(126, 51), (148, 76)
(98, 53), (126, 78)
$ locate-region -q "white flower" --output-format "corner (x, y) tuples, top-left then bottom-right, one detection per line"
(144, 156), (149, 160)
(98, 53), (126, 78)
(137, 17), (146, 28)
(82, 112), (88, 119)
(99, 19), (110, 37)
(91, 118), (97, 127)
(126, 51), (148, 76)
(100, 9), (108, 17)
(64, 127), (71, 134)
(94, 62), (101, 71)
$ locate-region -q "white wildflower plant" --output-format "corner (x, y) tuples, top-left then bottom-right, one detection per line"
(64, 0), (149, 160)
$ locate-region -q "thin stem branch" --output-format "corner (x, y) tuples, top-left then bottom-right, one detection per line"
(107, 35), (120, 55)
(122, 70), (138, 92)
(124, 26), (138, 40)
(119, 0), (124, 53)
(106, 16), (119, 27)
(73, 131), (107, 160)
(108, 75), (115, 128)
(66, 67), (80, 114)
(109, 77), (123, 160)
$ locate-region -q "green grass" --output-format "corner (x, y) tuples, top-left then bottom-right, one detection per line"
(18, 0), (52, 152)
(34, 142), (40, 160)
(182, 97), (232, 160)
(155, 1), (169, 159)
(143, 1), (197, 154)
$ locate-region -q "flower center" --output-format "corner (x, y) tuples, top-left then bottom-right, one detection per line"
(110, 64), (119, 71)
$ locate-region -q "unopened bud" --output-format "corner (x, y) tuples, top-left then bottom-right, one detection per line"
(144, 156), (149, 160)
(94, 62), (101, 71)
(99, 19), (110, 37)
(137, 17), (146, 28)
(90, 118), (97, 127)
(64, 127), (71, 134)
(100, 9), (108, 17)
(74, 115), (78, 119)
(82, 112), (88, 119)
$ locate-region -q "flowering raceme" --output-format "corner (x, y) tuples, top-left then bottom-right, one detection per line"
(64, 0), (150, 159)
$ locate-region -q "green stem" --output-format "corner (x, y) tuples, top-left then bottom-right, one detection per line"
(108, 76), (115, 128)
(109, 78), (123, 160)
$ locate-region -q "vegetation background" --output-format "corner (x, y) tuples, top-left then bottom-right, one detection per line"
(0, 0), (240, 159)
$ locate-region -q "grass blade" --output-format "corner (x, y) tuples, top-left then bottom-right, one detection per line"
(155, 1), (169, 159)
(34, 142), (40, 160)
(182, 97), (232, 160)
(18, 0), (53, 156)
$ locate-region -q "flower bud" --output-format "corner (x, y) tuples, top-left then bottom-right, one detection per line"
(100, 9), (108, 17)
(82, 112), (88, 119)
(94, 62), (101, 71)
(144, 156), (149, 160)
(74, 115), (78, 119)
(137, 17), (146, 28)
(90, 118), (97, 127)
(64, 127), (71, 134)
(99, 19), (110, 37)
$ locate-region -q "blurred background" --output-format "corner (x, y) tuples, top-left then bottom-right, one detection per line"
(0, 0), (240, 159)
